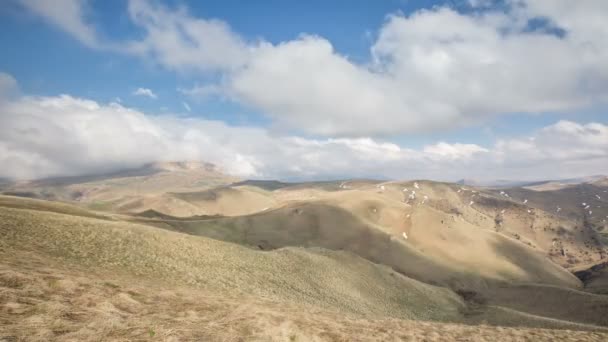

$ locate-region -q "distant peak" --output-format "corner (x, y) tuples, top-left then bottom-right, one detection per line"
(146, 161), (217, 172)
(456, 179), (479, 186)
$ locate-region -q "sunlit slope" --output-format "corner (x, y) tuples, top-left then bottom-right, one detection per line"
(107, 177), (608, 266)
(212, 179), (606, 270)
(157, 193), (580, 290)
(0, 205), (464, 322)
(498, 182), (608, 226)
(2, 175), (602, 287)
(366, 180), (607, 269)
(168, 185), (278, 215)
(483, 182), (608, 267)
(2, 197), (607, 332)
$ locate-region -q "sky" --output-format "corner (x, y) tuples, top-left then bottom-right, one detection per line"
(0, 0), (607, 182)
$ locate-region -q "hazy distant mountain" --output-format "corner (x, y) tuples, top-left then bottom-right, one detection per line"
(524, 175), (608, 191)
(456, 178), (545, 188)
(457, 175), (608, 189)
(1, 161), (238, 215)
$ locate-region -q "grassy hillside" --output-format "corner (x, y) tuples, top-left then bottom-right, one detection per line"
(374, 181), (607, 270)
(484, 284), (608, 327)
(2, 258), (605, 341)
(169, 186), (278, 216)
(1, 162), (238, 217)
(497, 183), (607, 228)
(0, 205), (465, 322)
(154, 199), (580, 290)
(0, 195), (110, 220)
(2, 199), (608, 340)
(5, 167), (606, 272)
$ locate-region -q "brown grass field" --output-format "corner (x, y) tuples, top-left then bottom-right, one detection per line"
(2, 258), (607, 341)
(1, 173), (608, 341)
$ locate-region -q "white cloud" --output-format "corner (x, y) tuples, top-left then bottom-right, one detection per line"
(0, 81), (483, 180)
(424, 142), (489, 161)
(468, 0), (493, 8)
(17, 1), (608, 137)
(178, 84), (224, 99)
(18, 0), (100, 48)
(230, 36), (418, 136)
(125, 0), (250, 72)
(232, 3), (608, 136)
(139, 0), (608, 136)
(0, 72), (18, 98)
(8, 2), (608, 182)
(495, 120), (608, 165)
(0, 75), (606, 181)
(132, 87), (157, 99)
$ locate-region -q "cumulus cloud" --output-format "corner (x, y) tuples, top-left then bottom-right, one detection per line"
(18, 0), (608, 137)
(18, 0), (100, 48)
(0, 93), (246, 179)
(0, 72), (18, 98)
(125, 0), (250, 72)
(495, 120), (608, 166)
(8, 2), (608, 181)
(131, 1), (608, 136)
(229, 36), (418, 136)
(232, 2), (608, 136)
(0, 78), (484, 180)
(132, 87), (157, 99)
(0, 75), (606, 181)
(424, 143), (489, 161)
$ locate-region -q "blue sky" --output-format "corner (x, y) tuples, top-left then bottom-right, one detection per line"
(0, 0), (607, 181)
(1, 0), (453, 127)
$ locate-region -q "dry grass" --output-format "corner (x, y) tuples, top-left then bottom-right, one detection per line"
(2, 196), (608, 340)
(1, 256), (607, 342)
(0, 206), (465, 322)
(1, 162), (239, 218)
(5, 172), (607, 275)
(168, 186), (278, 216)
(154, 198), (581, 291)
(0, 195), (109, 220)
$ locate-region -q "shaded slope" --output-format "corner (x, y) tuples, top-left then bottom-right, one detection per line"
(575, 262), (608, 294)
(168, 186), (277, 216)
(484, 284), (608, 327)
(156, 200), (580, 290)
(484, 183), (608, 267)
(2, 260), (605, 341)
(375, 180), (606, 270)
(495, 183), (607, 224)
(0, 205), (464, 322)
(1, 198), (606, 332)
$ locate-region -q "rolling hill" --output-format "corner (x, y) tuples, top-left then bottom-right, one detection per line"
(1, 196), (607, 341)
(2, 165), (608, 340)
